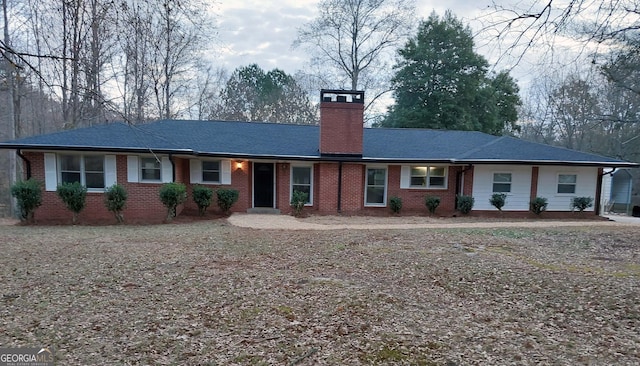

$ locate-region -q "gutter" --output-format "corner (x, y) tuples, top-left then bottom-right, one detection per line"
(16, 149), (31, 179)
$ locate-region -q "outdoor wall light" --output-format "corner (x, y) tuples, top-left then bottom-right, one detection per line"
(235, 161), (243, 170)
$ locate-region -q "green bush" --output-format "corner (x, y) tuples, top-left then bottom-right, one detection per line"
(530, 197), (548, 215)
(56, 181), (87, 224)
(10, 179), (42, 223)
(216, 188), (239, 214)
(489, 193), (507, 212)
(389, 196), (402, 214)
(424, 196), (441, 215)
(159, 182), (187, 221)
(192, 185), (214, 216)
(104, 184), (128, 223)
(456, 195), (474, 214)
(290, 190), (309, 217)
(572, 196), (594, 212)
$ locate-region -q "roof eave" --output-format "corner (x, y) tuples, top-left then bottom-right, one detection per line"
(451, 159), (640, 168)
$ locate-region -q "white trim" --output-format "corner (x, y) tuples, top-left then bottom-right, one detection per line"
(364, 165), (388, 207)
(127, 155), (139, 182)
(556, 173), (578, 195)
(290, 164), (314, 206)
(492, 171), (513, 193)
(190, 159), (202, 184)
(104, 155), (117, 187)
(221, 160), (232, 185)
(400, 166), (410, 189)
(161, 157), (172, 183)
(44, 153), (57, 191)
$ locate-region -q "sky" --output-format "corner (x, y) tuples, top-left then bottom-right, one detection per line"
(211, 0), (511, 83)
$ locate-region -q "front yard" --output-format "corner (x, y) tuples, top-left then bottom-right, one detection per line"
(0, 221), (638, 365)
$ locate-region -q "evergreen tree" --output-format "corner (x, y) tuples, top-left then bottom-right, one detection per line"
(381, 11), (520, 134)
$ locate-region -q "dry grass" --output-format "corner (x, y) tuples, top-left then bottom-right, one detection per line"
(1, 220), (639, 365)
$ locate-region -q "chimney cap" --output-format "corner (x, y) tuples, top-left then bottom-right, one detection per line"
(320, 89), (364, 104)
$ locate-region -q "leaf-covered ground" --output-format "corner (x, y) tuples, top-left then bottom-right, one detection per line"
(1, 221), (639, 365)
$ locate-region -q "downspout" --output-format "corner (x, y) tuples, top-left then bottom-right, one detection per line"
(337, 161), (343, 213)
(16, 149), (31, 179)
(596, 168), (614, 216)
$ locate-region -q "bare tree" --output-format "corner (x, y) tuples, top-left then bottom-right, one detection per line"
(484, 0), (640, 67)
(294, 0), (415, 113)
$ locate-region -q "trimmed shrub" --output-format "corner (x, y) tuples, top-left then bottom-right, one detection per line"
(159, 182), (187, 221)
(489, 193), (507, 212)
(456, 195), (474, 214)
(216, 188), (239, 214)
(290, 190), (309, 217)
(10, 179), (42, 223)
(572, 196), (594, 212)
(530, 197), (548, 215)
(56, 182), (87, 224)
(192, 185), (214, 216)
(104, 184), (128, 223)
(389, 196), (402, 214)
(424, 196), (441, 215)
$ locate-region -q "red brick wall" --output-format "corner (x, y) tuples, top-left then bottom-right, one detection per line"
(530, 166), (539, 199)
(385, 165), (460, 215)
(316, 163), (339, 212)
(21, 152), (602, 222)
(319, 102), (364, 155)
(183, 159), (251, 215)
(276, 162), (292, 214)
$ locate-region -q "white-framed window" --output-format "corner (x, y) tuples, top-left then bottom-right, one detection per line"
(291, 165), (313, 205)
(410, 166), (447, 188)
(202, 160), (221, 183)
(492, 172), (512, 193)
(127, 155), (172, 183)
(140, 157), (161, 181)
(189, 159), (232, 185)
(58, 154), (105, 190)
(365, 167), (387, 206)
(557, 174), (577, 194)
(44, 153), (116, 192)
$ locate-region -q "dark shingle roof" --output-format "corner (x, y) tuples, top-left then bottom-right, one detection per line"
(0, 119), (636, 167)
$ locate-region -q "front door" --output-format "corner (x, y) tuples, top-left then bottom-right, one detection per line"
(253, 162), (274, 207)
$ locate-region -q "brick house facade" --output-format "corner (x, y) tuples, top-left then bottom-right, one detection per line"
(1, 90), (636, 224)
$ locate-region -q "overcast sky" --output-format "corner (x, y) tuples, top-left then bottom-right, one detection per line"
(212, 0), (511, 80)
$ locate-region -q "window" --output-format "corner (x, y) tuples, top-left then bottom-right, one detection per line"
(202, 160), (220, 183)
(140, 157), (161, 181)
(59, 154), (105, 189)
(492, 173), (512, 193)
(291, 166), (312, 204)
(557, 174), (577, 194)
(408, 166), (447, 188)
(366, 167), (387, 205)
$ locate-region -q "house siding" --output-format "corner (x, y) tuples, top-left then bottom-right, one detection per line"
(472, 165), (533, 211)
(537, 166), (598, 211)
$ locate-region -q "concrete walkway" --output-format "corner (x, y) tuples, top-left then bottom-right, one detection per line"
(227, 213), (640, 231)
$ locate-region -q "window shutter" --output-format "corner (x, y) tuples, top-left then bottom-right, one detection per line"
(190, 159), (202, 184)
(44, 153), (57, 191)
(161, 157), (173, 183)
(400, 165), (410, 189)
(105, 155), (117, 187)
(127, 155), (139, 182)
(221, 160), (231, 185)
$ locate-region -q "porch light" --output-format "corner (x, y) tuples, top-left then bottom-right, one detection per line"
(235, 160), (244, 170)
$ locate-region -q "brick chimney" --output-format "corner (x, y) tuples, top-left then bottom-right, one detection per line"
(319, 89), (365, 157)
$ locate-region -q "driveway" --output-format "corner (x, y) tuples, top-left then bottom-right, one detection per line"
(227, 213), (640, 230)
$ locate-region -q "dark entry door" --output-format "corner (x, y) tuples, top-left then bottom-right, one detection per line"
(253, 163), (274, 207)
